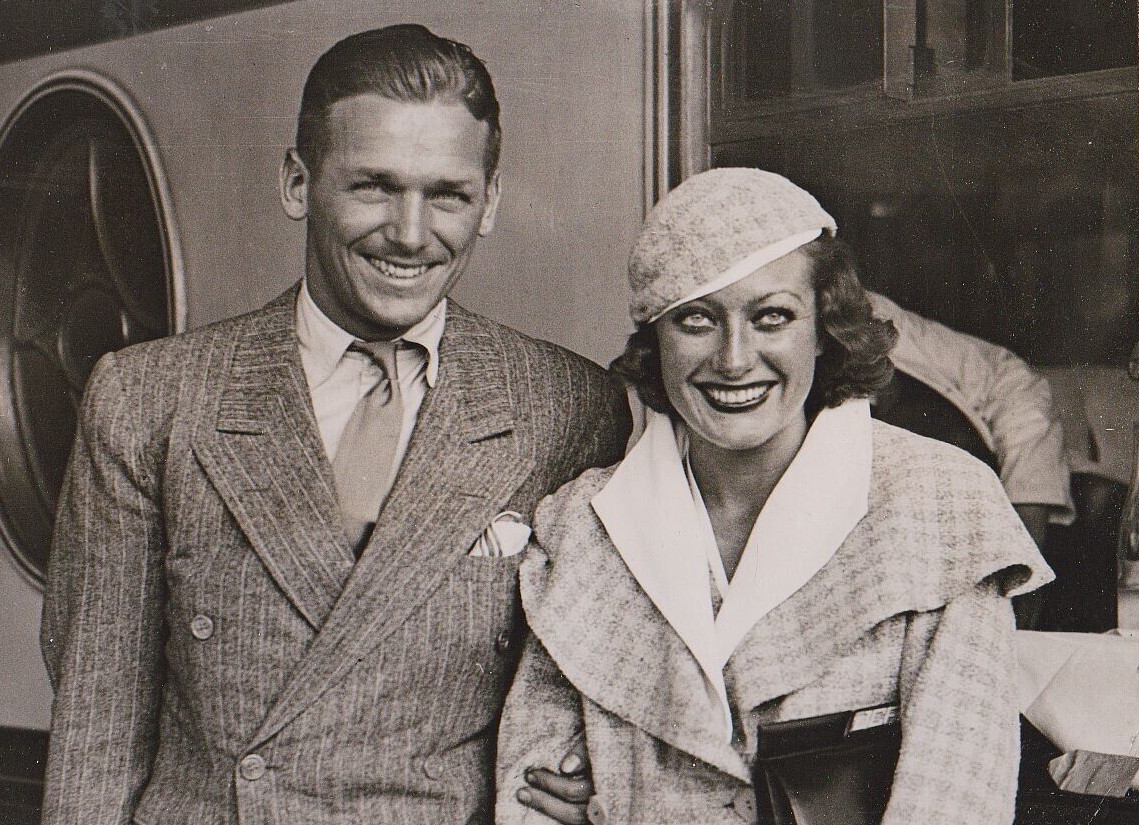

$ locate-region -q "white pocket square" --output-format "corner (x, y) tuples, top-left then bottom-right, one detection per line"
(468, 511), (532, 558)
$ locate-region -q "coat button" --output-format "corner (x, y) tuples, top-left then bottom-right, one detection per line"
(494, 630), (512, 655)
(422, 754), (444, 780)
(586, 795), (608, 825)
(238, 753), (266, 781)
(732, 787), (757, 822)
(190, 614), (214, 640)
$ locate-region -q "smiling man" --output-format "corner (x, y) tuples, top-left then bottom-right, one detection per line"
(40, 25), (629, 825)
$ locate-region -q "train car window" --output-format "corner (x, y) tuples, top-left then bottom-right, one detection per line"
(715, 0), (883, 103)
(0, 79), (176, 583)
(712, 93), (1137, 367)
(1012, 0), (1138, 80)
(686, 0), (1137, 369)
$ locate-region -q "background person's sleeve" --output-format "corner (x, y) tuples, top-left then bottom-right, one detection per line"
(870, 291), (1074, 524)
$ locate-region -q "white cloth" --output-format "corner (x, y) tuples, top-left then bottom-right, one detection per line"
(591, 398), (872, 739)
(869, 291), (1074, 524)
(1017, 630), (1139, 760)
(295, 282), (443, 466)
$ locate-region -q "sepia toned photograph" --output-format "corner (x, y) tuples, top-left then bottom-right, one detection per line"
(0, 2), (1136, 823)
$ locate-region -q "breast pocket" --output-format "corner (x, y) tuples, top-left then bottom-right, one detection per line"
(450, 551), (526, 583)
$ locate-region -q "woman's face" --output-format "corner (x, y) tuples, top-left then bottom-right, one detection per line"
(656, 249), (821, 458)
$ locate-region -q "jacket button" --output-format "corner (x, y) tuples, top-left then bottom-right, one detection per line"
(422, 754), (444, 779)
(494, 630), (512, 655)
(238, 753), (266, 781)
(732, 787), (757, 822)
(190, 614), (214, 640)
(586, 795), (608, 825)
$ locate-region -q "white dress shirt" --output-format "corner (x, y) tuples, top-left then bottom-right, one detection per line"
(295, 282), (444, 469)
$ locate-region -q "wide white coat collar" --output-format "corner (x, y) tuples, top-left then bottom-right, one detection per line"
(590, 398), (872, 738)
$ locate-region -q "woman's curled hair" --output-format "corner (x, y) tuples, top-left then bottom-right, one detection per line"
(611, 235), (898, 417)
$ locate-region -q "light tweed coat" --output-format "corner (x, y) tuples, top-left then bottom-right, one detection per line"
(40, 288), (630, 825)
(497, 421), (1053, 825)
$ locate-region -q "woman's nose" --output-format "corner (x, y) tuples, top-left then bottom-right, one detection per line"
(712, 326), (753, 377)
(385, 193), (428, 252)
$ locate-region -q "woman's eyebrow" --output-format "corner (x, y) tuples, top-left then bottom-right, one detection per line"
(743, 290), (808, 308)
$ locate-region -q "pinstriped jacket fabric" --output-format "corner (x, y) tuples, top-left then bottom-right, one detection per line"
(497, 422), (1053, 825)
(39, 287), (630, 825)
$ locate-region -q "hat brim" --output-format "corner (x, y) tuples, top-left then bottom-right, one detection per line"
(645, 228), (823, 324)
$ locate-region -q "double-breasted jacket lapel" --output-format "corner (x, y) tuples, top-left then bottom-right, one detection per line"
(250, 303), (536, 748)
(190, 290), (354, 632)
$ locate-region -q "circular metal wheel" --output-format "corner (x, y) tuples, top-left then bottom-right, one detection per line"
(0, 78), (178, 584)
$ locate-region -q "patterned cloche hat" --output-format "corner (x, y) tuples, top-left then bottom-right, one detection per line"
(628, 168), (837, 325)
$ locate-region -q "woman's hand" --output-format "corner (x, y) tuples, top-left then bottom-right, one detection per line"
(517, 739), (594, 824)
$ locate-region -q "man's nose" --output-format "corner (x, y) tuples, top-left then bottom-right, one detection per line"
(385, 193), (428, 251)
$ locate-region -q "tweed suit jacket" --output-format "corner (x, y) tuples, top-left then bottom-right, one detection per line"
(497, 421), (1053, 825)
(40, 288), (630, 825)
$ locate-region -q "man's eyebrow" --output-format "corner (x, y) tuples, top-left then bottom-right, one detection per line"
(425, 177), (479, 192)
(352, 169), (479, 191)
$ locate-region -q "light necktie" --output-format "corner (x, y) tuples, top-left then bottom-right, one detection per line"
(332, 340), (404, 555)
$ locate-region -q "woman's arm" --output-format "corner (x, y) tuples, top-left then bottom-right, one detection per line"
(496, 633), (588, 825)
(884, 581), (1019, 825)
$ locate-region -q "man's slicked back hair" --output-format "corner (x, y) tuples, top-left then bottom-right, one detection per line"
(295, 24), (501, 177)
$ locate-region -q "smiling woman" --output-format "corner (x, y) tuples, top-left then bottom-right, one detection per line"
(496, 168), (1055, 825)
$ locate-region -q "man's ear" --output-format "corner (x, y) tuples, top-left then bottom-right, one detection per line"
(279, 148), (310, 221)
(478, 169), (502, 237)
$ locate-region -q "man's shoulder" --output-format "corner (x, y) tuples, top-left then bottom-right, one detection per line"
(103, 292), (289, 380)
(448, 303), (616, 387)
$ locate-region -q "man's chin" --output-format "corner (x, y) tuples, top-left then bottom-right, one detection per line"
(353, 298), (439, 340)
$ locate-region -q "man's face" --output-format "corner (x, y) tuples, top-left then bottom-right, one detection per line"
(281, 93), (501, 340)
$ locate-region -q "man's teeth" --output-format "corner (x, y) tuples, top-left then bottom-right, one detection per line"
(370, 258), (428, 279)
(705, 385), (769, 406)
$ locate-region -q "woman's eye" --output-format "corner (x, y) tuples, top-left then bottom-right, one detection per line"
(755, 309), (792, 329)
(675, 311), (715, 330)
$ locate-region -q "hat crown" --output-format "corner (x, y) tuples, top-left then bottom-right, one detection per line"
(628, 168), (836, 325)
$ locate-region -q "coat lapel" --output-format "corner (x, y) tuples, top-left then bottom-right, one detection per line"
(722, 517), (907, 720)
(525, 470), (750, 781)
(713, 399), (872, 657)
(589, 413), (732, 734)
(249, 305), (534, 747)
(191, 288), (353, 631)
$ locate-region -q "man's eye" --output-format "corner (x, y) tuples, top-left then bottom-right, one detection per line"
(351, 181), (389, 194)
(431, 191), (470, 207)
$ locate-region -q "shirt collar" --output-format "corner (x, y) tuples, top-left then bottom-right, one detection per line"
(296, 280), (445, 387)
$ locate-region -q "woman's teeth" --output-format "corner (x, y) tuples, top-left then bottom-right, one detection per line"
(370, 257), (429, 279)
(704, 384), (770, 407)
